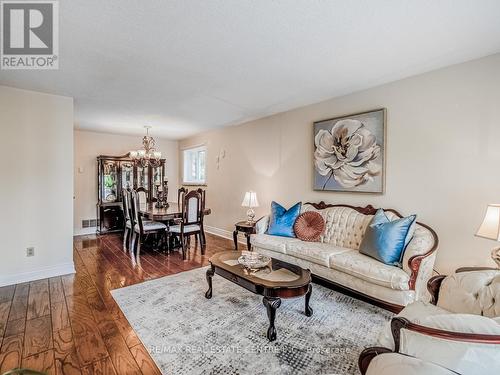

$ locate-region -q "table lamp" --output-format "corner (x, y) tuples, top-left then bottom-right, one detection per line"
(475, 204), (500, 268)
(242, 191), (259, 223)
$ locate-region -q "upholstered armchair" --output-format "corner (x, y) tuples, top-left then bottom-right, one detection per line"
(359, 268), (500, 375)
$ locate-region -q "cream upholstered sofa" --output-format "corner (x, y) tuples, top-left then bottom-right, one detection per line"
(251, 202), (438, 310)
(360, 269), (500, 375)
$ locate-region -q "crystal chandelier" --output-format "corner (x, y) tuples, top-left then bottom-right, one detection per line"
(129, 126), (162, 167)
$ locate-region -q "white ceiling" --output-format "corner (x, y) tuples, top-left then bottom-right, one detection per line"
(1, 0), (500, 140)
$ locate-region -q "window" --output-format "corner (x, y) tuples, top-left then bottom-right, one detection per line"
(183, 145), (206, 184)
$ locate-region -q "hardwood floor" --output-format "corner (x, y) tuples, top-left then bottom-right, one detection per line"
(0, 233), (237, 374)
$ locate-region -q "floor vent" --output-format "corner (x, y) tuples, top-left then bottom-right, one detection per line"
(82, 219), (98, 228)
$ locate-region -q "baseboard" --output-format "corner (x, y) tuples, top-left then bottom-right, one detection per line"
(0, 262), (76, 287)
(74, 227), (97, 236)
(204, 225), (247, 245)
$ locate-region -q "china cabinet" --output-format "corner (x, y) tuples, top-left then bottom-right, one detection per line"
(96, 154), (166, 234)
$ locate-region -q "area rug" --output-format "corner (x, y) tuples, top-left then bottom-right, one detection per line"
(111, 267), (392, 375)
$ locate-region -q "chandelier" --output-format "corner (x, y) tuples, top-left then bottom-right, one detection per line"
(129, 126), (162, 167)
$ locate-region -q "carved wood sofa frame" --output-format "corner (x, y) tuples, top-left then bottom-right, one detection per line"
(357, 269), (500, 375)
(304, 202), (439, 313)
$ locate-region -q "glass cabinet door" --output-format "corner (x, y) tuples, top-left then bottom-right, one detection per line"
(152, 166), (163, 186)
(120, 161), (134, 191)
(151, 166), (163, 198)
(137, 165), (149, 190)
(102, 161), (118, 202)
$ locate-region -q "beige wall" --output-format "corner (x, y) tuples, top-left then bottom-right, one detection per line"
(74, 130), (179, 235)
(0, 86), (74, 286)
(179, 53), (500, 274)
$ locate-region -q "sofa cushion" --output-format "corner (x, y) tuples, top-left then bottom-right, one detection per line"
(330, 250), (410, 290)
(437, 270), (500, 318)
(250, 233), (300, 254)
(366, 353), (455, 375)
(293, 211), (325, 242)
(285, 242), (353, 267)
(399, 325), (500, 375)
(378, 301), (450, 349)
(359, 209), (416, 267)
(267, 201), (302, 238)
(421, 313), (500, 335)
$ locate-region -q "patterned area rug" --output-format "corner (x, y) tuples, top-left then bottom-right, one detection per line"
(111, 267), (392, 375)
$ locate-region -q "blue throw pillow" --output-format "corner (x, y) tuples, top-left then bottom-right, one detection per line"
(267, 201), (302, 238)
(359, 209), (417, 267)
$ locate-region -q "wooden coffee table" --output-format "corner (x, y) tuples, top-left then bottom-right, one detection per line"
(205, 251), (313, 341)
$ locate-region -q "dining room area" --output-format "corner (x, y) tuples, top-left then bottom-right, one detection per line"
(91, 128), (211, 264)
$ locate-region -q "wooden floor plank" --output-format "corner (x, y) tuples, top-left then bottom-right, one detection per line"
(130, 344), (162, 375)
(22, 349), (55, 375)
(81, 357), (117, 375)
(49, 277), (66, 304)
(8, 283), (29, 322)
(0, 302), (11, 338)
(51, 301), (70, 334)
(65, 293), (109, 367)
(85, 287), (142, 374)
(24, 315), (52, 358)
(27, 279), (50, 320)
(0, 286), (15, 304)
(53, 327), (81, 375)
(0, 335), (23, 373)
(3, 318), (25, 338)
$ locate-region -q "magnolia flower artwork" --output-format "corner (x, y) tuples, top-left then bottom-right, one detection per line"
(313, 109), (385, 193)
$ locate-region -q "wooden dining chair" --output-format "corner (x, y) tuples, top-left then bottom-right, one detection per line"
(168, 190), (205, 260)
(122, 189), (133, 251)
(129, 190), (167, 260)
(196, 188), (207, 247)
(177, 187), (188, 207)
(136, 186), (148, 204)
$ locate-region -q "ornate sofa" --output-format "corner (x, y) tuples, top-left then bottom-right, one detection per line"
(359, 268), (500, 375)
(251, 202), (438, 311)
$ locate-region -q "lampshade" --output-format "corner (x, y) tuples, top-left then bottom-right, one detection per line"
(241, 191), (259, 208)
(476, 204), (500, 241)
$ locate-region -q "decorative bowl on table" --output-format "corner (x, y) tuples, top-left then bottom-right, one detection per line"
(238, 251), (271, 271)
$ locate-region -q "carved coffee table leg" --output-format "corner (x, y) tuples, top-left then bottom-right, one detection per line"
(263, 296), (281, 341)
(205, 265), (215, 299)
(305, 283), (313, 317)
(233, 230), (238, 250)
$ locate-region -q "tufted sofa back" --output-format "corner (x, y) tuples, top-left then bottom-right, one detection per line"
(437, 270), (500, 318)
(302, 205), (373, 249)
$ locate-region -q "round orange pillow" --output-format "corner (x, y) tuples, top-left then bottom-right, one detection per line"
(293, 211), (325, 242)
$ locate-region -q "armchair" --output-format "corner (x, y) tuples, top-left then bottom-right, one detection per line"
(359, 268), (500, 375)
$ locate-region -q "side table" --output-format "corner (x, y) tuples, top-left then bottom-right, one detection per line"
(233, 221), (256, 251)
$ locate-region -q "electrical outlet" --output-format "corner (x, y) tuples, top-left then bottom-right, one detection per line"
(26, 247), (35, 257)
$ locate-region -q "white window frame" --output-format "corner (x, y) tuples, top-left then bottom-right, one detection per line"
(182, 144), (207, 185)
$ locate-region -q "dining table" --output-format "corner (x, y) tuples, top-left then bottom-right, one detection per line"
(139, 202), (211, 221)
(139, 202), (211, 251)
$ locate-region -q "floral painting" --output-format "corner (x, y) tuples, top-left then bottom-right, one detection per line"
(313, 109), (385, 193)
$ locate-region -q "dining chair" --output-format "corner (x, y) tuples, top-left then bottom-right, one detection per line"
(136, 186), (148, 204)
(177, 187), (188, 207)
(168, 190), (205, 260)
(196, 188), (207, 247)
(130, 190), (167, 260)
(122, 189), (133, 251)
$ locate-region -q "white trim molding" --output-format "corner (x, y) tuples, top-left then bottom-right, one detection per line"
(74, 227), (97, 236)
(0, 262), (76, 287)
(204, 225), (247, 245)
